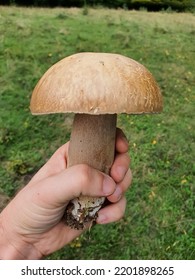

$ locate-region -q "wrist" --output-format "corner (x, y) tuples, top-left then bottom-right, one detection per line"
(0, 211), (42, 260)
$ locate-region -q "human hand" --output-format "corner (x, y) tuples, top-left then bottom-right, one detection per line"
(0, 128), (132, 259)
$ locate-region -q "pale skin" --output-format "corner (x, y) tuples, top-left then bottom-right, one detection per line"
(0, 129), (132, 259)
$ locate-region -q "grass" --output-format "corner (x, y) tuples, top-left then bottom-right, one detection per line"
(0, 6), (194, 259)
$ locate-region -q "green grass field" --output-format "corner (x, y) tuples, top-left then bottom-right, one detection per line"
(0, 6), (194, 259)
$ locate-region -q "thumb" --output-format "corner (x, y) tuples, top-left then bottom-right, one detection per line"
(31, 164), (116, 206)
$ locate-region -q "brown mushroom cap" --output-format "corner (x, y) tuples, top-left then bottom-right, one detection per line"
(30, 52), (163, 115)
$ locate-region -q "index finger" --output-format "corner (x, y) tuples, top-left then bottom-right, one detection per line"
(115, 128), (129, 154)
(28, 142), (69, 186)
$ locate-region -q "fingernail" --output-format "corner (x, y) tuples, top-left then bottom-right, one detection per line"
(120, 132), (129, 144)
(97, 213), (107, 224)
(103, 176), (115, 195)
(122, 134), (128, 143)
(113, 186), (122, 200)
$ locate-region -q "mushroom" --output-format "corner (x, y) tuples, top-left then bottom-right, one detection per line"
(30, 52), (163, 230)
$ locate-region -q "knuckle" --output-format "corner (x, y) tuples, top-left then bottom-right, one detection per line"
(124, 152), (131, 166)
(120, 196), (126, 216)
(127, 168), (133, 185)
(114, 197), (126, 221)
(76, 164), (93, 187)
(120, 168), (132, 188)
(115, 152), (130, 169)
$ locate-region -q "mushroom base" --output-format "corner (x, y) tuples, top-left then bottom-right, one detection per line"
(65, 196), (104, 230)
(65, 113), (117, 230)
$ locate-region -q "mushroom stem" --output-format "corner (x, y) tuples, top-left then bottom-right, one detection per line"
(65, 113), (117, 229)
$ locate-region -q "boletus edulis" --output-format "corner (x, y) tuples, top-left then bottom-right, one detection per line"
(30, 52), (163, 230)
